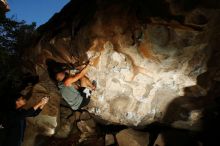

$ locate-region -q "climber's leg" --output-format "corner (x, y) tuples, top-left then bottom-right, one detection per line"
(80, 76), (96, 90)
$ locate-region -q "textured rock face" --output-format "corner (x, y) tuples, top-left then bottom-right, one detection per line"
(86, 29), (208, 126)
(24, 0), (220, 135)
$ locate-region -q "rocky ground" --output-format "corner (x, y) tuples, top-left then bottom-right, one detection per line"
(29, 103), (220, 146)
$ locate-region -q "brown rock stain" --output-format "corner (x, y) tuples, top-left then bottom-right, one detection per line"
(138, 40), (160, 63)
(88, 9), (156, 80)
(89, 39), (105, 52)
(111, 35), (153, 80)
(87, 39), (106, 68)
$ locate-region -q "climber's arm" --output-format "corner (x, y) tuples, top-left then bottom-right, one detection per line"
(64, 63), (92, 86)
(76, 64), (86, 70)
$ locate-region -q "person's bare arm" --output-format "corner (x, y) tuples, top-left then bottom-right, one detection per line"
(32, 102), (42, 110)
(33, 97), (49, 110)
(64, 63), (92, 86)
(76, 64), (86, 70)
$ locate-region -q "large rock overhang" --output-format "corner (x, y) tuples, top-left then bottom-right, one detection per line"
(23, 0), (220, 131)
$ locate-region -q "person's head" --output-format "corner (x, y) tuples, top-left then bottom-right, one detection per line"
(55, 71), (66, 81)
(14, 86), (33, 109)
(15, 95), (27, 109)
(46, 59), (67, 82)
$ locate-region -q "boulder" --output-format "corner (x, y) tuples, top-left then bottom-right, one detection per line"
(77, 118), (97, 143)
(105, 134), (115, 146)
(54, 107), (75, 138)
(77, 119), (96, 134)
(23, 0), (220, 137)
(80, 111), (91, 120)
(116, 128), (149, 146)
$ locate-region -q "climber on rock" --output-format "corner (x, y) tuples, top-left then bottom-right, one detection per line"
(46, 59), (96, 110)
(4, 89), (49, 146)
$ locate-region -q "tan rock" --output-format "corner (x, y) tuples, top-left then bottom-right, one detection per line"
(60, 106), (72, 119)
(153, 134), (165, 146)
(116, 128), (149, 146)
(77, 119), (96, 133)
(55, 107), (77, 138)
(80, 111), (91, 120)
(54, 120), (72, 138)
(105, 134), (115, 146)
(75, 111), (82, 121)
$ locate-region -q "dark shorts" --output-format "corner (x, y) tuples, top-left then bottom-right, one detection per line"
(78, 87), (91, 108)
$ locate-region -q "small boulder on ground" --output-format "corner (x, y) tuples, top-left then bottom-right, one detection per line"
(116, 128), (149, 146)
(105, 134), (115, 146)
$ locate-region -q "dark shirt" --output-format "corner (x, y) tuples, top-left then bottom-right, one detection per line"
(4, 107), (42, 146)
